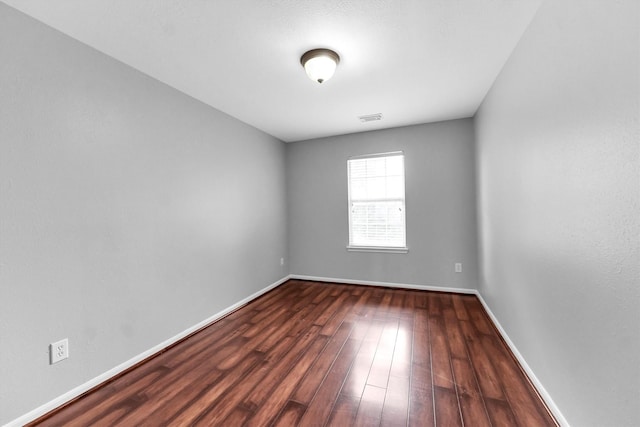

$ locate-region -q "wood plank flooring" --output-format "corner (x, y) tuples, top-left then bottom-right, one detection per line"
(30, 280), (557, 426)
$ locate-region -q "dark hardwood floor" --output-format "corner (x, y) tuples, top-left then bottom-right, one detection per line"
(30, 280), (557, 426)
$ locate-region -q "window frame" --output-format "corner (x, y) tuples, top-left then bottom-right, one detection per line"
(346, 151), (408, 253)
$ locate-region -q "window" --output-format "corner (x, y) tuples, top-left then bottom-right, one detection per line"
(347, 152), (407, 252)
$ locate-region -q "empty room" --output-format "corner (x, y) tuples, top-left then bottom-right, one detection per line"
(1, 0), (637, 426)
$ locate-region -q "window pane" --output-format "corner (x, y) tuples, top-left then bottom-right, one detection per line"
(386, 155), (404, 176)
(367, 157), (386, 177)
(349, 200), (405, 247)
(366, 177), (386, 199)
(349, 159), (367, 178)
(348, 153), (406, 248)
(385, 176), (404, 198)
(350, 177), (367, 199)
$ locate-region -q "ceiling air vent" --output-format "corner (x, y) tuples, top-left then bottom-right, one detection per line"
(358, 113), (383, 123)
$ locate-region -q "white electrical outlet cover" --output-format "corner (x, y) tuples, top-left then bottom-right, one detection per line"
(50, 338), (69, 364)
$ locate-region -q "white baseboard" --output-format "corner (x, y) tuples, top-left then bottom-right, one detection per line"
(475, 293), (569, 427)
(5, 275), (291, 427)
(289, 274), (477, 295)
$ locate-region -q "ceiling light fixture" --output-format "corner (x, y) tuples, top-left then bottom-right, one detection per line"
(300, 48), (340, 84)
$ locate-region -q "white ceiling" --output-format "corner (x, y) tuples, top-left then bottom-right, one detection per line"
(2, 0), (541, 142)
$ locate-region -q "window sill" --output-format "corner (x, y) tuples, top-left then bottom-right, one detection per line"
(347, 246), (409, 254)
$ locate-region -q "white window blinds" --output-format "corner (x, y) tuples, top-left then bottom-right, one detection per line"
(348, 152), (406, 249)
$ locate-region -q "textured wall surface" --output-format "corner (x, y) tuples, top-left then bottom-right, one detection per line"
(287, 120), (478, 289)
(474, 0), (639, 425)
(0, 5), (287, 423)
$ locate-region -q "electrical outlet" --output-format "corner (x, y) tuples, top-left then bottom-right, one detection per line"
(455, 263), (463, 273)
(50, 338), (69, 364)
(280, 257), (284, 266)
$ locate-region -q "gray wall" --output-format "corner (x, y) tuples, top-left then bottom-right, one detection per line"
(474, 0), (639, 425)
(0, 5), (288, 423)
(287, 120), (478, 289)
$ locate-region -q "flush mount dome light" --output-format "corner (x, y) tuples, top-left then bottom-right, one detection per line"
(300, 48), (340, 84)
